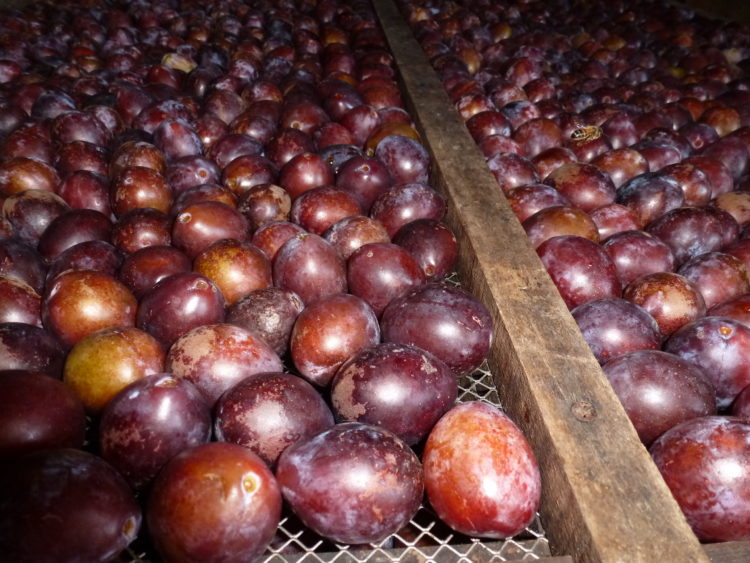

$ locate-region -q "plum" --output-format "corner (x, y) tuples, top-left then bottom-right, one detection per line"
(380, 282), (493, 375)
(276, 422), (423, 545)
(330, 343), (457, 445)
(99, 373), (211, 490)
(290, 293), (380, 386)
(0, 448), (141, 562)
(603, 350), (716, 446)
(0, 370), (86, 458)
(423, 401), (541, 538)
(147, 442), (281, 562)
(651, 416), (750, 542)
(214, 371), (334, 467)
(166, 323), (283, 406)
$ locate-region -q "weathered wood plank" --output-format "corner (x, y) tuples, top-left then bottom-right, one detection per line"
(372, 0), (711, 561)
(705, 541), (750, 563)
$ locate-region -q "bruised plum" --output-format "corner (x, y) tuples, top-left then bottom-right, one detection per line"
(226, 287), (304, 357)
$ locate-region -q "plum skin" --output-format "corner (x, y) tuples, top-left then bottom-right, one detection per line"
(422, 401), (541, 539)
(214, 371), (334, 468)
(602, 350), (716, 446)
(275, 422), (424, 545)
(147, 442), (282, 563)
(330, 343), (457, 445)
(380, 282), (493, 376)
(0, 448), (141, 562)
(99, 373), (212, 490)
(650, 416), (750, 542)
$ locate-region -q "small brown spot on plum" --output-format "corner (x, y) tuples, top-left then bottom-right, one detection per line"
(122, 516), (138, 540)
(177, 212), (192, 223)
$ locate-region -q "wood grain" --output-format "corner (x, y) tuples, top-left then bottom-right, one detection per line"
(371, 0), (712, 561)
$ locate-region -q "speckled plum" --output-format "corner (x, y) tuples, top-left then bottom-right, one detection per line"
(330, 342), (456, 445)
(226, 287), (304, 357)
(166, 323), (283, 406)
(650, 416), (750, 542)
(99, 373), (211, 490)
(276, 422), (423, 545)
(623, 272), (706, 338)
(423, 401), (541, 538)
(665, 317), (750, 408)
(214, 371), (334, 467)
(380, 282), (493, 375)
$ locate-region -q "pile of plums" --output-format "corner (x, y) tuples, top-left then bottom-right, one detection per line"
(400, 0), (750, 542)
(0, 0), (543, 560)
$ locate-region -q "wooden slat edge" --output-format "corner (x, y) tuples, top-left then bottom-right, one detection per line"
(705, 541), (750, 563)
(372, 0), (710, 561)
